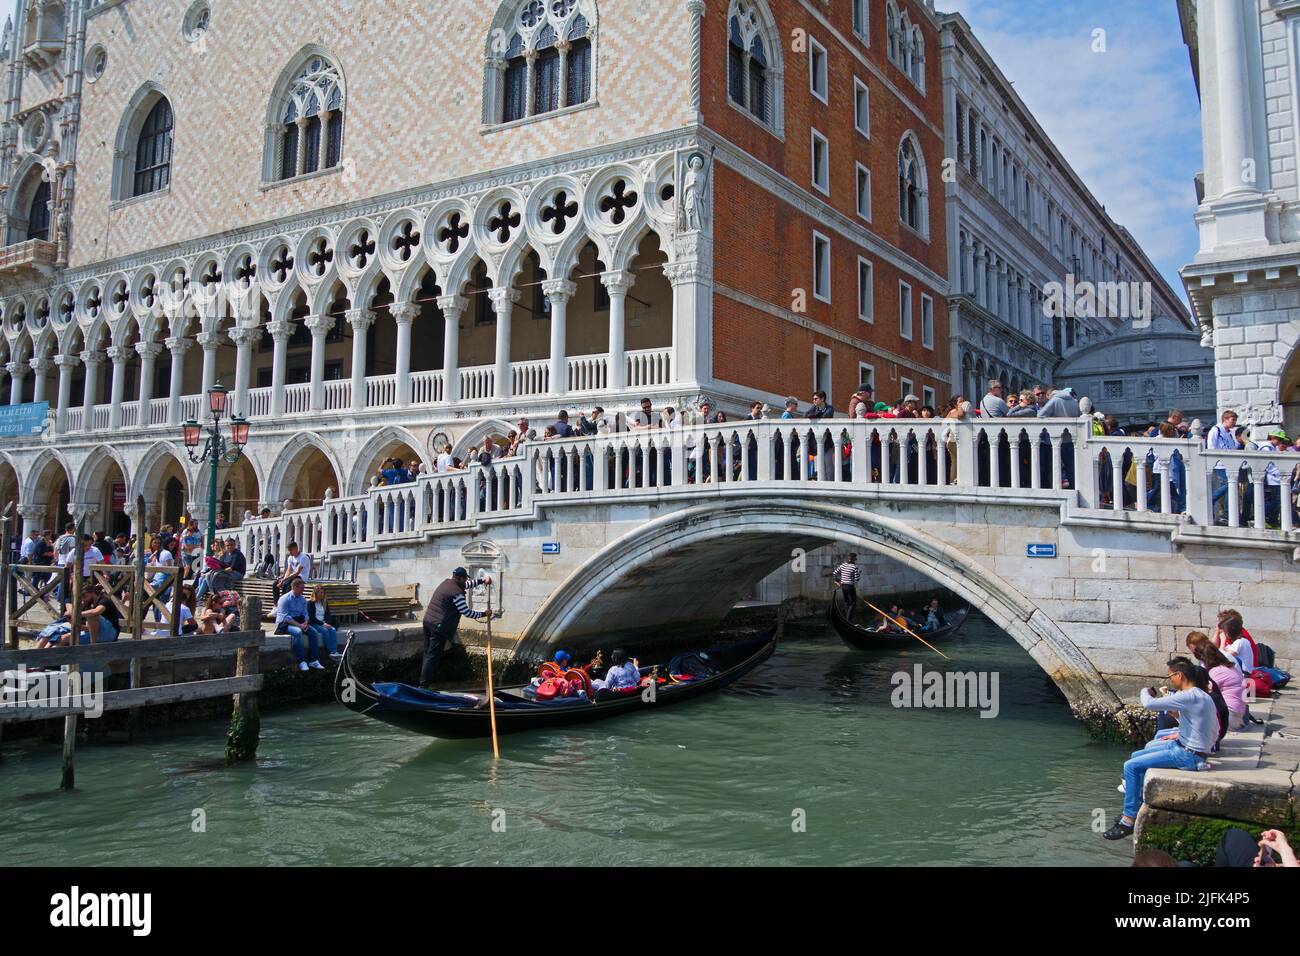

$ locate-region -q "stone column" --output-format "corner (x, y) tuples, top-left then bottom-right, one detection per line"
(54, 353), (77, 431)
(268, 319), (292, 417)
(1211, 0), (1259, 197)
(229, 326), (258, 418)
(106, 345), (128, 428)
(390, 303), (419, 406)
(295, 117), (310, 177)
(6, 361), (25, 405)
(306, 314), (332, 413)
(347, 308), (376, 412)
(316, 109), (333, 170)
(28, 357), (50, 405)
(17, 503), (46, 540)
(165, 336), (191, 425)
(974, 247), (988, 309)
(962, 240), (975, 296)
(438, 295), (465, 405)
(196, 331), (221, 396)
(665, 258), (709, 388)
(602, 271), (636, 392)
(136, 341), (162, 423)
(489, 288), (519, 401)
(543, 279), (576, 396)
(80, 351), (104, 430)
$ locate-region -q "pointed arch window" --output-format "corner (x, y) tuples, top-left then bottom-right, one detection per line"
(272, 55), (344, 182)
(26, 179), (50, 241)
(494, 2), (593, 125)
(898, 136), (927, 235)
(727, 0), (782, 133)
(132, 98), (173, 197)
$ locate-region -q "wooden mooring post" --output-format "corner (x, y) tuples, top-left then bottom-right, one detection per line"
(60, 516), (86, 790)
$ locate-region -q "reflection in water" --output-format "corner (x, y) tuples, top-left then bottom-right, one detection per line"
(0, 615), (1133, 866)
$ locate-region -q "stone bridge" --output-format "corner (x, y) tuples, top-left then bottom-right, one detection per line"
(234, 418), (1300, 710)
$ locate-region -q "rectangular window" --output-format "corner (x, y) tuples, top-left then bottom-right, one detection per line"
(854, 78), (870, 137)
(921, 294), (934, 349)
(856, 163), (872, 220)
(813, 232), (832, 303)
(728, 44), (746, 107)
(859, 362), (875, 394)
(1103, 380), (1124, 400)
(857, 258), (874, 322)
(1178, 374), (1201, 395)
(811, 129), (830, 194)
(852, 0), (869, 41)
(809, 38), (829, 103)
(301, 116), (321, 175)
(814, 346), (833, 402)
(280, 124), (300, 180)
(899, 281), (913, 341)
(567, 38), (592, 106)
(325, 112), (343, 169)
(923, 386), (936, 409)
(503, 60), (528, 122)
(534, 48), (561, 115)
(900, 378), (914, 401)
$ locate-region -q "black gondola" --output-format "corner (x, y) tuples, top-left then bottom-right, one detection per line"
(828, 592), (971, 650)
(333, 630), (777, 739)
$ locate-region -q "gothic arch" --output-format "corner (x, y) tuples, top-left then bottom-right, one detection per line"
(130, 441), (193, 506)
(262, 45), (346, 183)
(483, 0), (599, 126)
(21, 448), (72, 517)
(5, 154), (53, 245)
(265, 431), (345, 507)
(727, 0), (785, 135)
(897, 129), (929, 237)
(347, 425), (431, 495)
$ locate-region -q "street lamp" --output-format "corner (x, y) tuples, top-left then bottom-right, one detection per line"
(181, 382), (251, 556)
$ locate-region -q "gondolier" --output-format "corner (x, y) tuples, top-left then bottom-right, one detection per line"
(832, 554), (862, 621)
(420, 567), (499, 687)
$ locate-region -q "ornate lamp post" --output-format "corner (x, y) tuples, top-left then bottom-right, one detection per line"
(181, 382), (250, 556)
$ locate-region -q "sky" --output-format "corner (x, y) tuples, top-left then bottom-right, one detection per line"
(0, 0), (1203, 303)
(938, 0), (1204, 305)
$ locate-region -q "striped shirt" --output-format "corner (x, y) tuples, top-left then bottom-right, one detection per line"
(833, 562), (861, 586)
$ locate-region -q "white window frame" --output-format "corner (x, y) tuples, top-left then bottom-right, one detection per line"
(811, 128), (830, 195)
(812, 231), (832, 304)
(921, 293), (934, 349)
(899, 280), (913, 341)
(857, 257), (874, 323)
(852, 0), (870, 43)
(900, 377), (914, 401)
(813, 345), (833, 403)
(809, 37), (829, 104)
(858, 362), (875, 394)
(856, 162), (872, 220)
(853, 78), (871, 138)
(923, 386), (936, 409)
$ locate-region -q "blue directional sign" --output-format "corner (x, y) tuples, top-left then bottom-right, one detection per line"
(1026, 543), (1057, 559)
(542, 542), (561, 555)
(0, 402), (48, 438)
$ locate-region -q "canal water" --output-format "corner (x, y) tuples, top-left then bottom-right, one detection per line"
(1, 615), (1134, 866)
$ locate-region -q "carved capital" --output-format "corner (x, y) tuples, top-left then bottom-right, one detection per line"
(390, 302), (420, 325)
(79, 350), (106, 367)
(28, 357), (51, 374)
(488, 288), (520, 311)
(267, 319), (294, 341)
(164, 336), (193, 355)
(304, 313), (334, 336)
(54, 352), (79, 369)
(4, 361), (23, 377)
(600, 271), (637, 295)
(542, 279), (577, 303)
(437, 294), (468, 317)
(228, 326), (260, 347)
(195, 331), (223, 350)
(105, 345), (130, 364)
(346, 308), (376, 331)
(135, 341), (164, 360)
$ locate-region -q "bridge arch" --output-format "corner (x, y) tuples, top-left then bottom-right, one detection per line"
(517, 498), (1120, 710)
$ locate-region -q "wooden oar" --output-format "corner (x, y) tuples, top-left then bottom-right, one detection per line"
(863, 599), (950, 661)
(484, 579), (501, 760)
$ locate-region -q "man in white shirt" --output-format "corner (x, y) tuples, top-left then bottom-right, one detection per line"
(276, 541), (312, 600)
(1205, 410), (1241, 522)
(19, 529), (39, 562)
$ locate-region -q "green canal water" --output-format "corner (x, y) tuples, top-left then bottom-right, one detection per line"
(1, 617), (1135, 866)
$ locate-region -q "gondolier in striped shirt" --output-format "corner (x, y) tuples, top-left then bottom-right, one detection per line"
(420, 567), (500, 687)
(832, 554), (862, 621)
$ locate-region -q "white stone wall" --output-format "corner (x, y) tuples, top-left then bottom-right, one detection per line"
(1210, 286), (1300, 430)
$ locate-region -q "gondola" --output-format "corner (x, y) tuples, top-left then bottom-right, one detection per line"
(828, 592), (971, 650)
(333, 629), (777, 739)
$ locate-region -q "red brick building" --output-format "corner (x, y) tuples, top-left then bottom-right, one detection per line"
(704, 0), (949, 410)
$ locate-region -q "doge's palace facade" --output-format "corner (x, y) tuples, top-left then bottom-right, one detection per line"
(0, 0), (951, 538)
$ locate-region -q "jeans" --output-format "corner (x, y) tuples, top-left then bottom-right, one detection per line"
(419, 622), (452, 686)
(150, 572), (171, 621)
(1121, 739), (1201, 820)
(315, 623), (339, 655)
(78, 615), (118, 645)
(280, 623), (321, 664)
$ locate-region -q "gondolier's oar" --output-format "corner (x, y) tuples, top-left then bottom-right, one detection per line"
(863, 599), (950, 661)
(484, 580), (501, 760)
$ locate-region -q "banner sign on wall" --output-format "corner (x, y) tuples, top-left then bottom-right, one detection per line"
(0, 402), (49, 438)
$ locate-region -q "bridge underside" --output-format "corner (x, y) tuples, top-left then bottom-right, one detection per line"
(517, 498), (1125, 711)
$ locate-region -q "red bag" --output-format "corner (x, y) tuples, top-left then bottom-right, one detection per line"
(1248, 670), (1274, 699)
